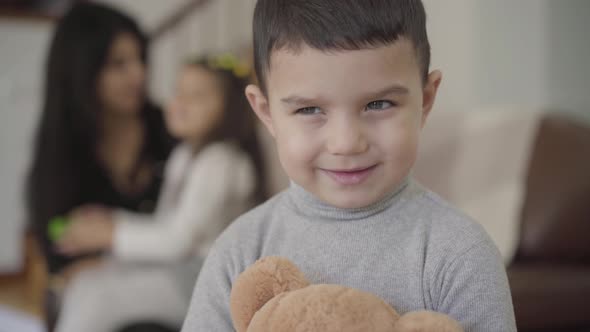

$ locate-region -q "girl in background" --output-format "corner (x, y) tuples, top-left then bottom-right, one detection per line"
(53, 53), (266, 332)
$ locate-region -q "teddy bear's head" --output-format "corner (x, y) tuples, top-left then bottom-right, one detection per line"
(230, 256), (463, 332)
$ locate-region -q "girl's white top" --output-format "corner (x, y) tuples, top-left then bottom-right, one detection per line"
(112, 141), (256, 262)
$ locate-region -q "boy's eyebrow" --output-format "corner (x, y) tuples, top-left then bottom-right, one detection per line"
(371, 84), (410, 97)
(281, 95), (319, 106)
(280, 84), (410, 106)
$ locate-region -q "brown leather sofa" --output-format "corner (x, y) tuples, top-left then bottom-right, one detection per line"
(507, 114), (590, 331)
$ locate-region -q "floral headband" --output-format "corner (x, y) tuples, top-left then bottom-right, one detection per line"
(194, 53), (251, 79)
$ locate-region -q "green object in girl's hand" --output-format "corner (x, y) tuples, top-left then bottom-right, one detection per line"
(48, 216), (69, 242)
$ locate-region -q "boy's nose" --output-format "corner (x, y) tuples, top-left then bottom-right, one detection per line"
(325, 118), (368, 156)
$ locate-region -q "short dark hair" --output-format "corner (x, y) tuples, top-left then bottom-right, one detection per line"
(253, 0), (430, 94)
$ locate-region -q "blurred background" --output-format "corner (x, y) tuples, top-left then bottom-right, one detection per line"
(0, 1), (589, 331)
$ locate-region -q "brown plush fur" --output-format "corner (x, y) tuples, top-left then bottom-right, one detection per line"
(230, 256), (310, 332)
(230, 256), (464, 332)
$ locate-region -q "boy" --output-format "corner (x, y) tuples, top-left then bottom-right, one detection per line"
(182, 0), (516, 331)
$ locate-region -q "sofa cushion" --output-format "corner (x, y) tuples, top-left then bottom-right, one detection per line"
(516, 115), (590, 263)
(508, 263), (590, 330)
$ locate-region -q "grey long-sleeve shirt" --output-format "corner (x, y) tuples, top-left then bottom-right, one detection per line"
(181, 178), (516, 332)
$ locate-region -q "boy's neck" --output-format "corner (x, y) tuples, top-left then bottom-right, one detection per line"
(287, 177), (411, 222)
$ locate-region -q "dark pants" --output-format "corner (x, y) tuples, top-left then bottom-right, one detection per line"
(117, 322), (178, 332)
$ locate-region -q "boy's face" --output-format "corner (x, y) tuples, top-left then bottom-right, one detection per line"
(247, 40), (441, 209)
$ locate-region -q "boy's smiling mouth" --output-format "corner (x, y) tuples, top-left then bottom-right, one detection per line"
(320, 164), (378, 186)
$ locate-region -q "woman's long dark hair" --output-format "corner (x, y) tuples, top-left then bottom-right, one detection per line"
(27, 3), (172, 256)
(188, 56), (268, 204)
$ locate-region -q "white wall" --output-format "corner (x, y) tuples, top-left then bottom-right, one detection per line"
(546, 0), (590, 118)
(424, 0), (589, 121)
(0, 19), (52, 272)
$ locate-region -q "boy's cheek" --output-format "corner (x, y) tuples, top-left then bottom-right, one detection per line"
(280, 132), (317, 161)
(385, 136), (420, 172)
(275, 131), (319, 172)
(372, 122), (420, 166)
(371, 113), (417, 142)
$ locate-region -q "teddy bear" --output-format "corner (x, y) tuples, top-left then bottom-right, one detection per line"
(230, 256), (464, 332)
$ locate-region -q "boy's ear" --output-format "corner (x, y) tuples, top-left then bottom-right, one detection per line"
(245, 84), (275, 137)
(421, 70), (442, 128)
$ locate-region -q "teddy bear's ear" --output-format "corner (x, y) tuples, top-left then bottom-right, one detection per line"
(230, 256), (310, 332)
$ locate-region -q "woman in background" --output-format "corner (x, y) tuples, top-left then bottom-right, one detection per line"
(52, 53), (266, 332)
(26, 1), (173, 328)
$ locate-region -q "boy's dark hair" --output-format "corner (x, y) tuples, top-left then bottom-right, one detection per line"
(253, 0), (430, 94)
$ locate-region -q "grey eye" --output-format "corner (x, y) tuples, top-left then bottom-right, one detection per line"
(366, 100), (395, 111)
(296, 106), (322, 115)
